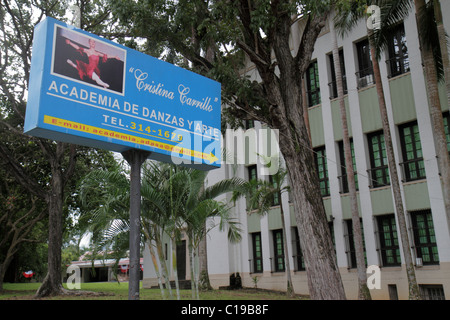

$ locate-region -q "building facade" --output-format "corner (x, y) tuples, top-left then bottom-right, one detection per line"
(143, 4), (450, 300)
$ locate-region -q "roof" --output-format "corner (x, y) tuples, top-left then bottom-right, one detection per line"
(69, 258), (144, 268)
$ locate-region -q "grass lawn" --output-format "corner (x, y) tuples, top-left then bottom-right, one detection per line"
(0, 282), (307, 300)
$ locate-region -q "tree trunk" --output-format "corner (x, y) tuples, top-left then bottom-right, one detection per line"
(368, 31), (421, 300)
(429, 0), (450, 232)
(171, 237), (181, 300)
(247, 12), (346, 300)
(155, 228), (173, 298)
(198, 225), (212, 290)
(269, 68), (346, 299)
(285, 151), (346, 300)
(0, 252), (15, 291)
(279, 197), (295, 297)
(331, 23), (371, 300)
(434, 0), (450, 109)
(142, 224), (166, 299)
(148, 242), (166, 299)
(35, 167), (65, 298)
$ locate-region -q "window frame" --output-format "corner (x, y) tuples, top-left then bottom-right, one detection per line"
(356, 38), (374, 89)
(338, 139), (359, 193)
(328, 49), (348, 99)
(272, 229), (285, 273)
(410, 209), (439, 266)
(306, 61), (321, 107)
(293, 228), (305, 271)
(247, 165), (257, 182)
(314, 146), (330, 197)
(399, 121), (425, 182)
(251, 232), (263, 273)
(386, 23), (410, 78)
(377, 214), (402, 267)
(345, 219), (367, 269)
(268, 175), (280, 206)
(443, 111), (450, 153)
(368, 131), (390, 188)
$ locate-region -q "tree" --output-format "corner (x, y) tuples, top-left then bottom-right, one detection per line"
(79, 161), (244, 299)
(234, 156), (295, 297)
(334, 0), (421, 299)
(414, 0), (450, 234)
(110, 0), (346, 300)
(330, 14), (370, 300)
(183, 168), (244, 299)
(141, 163), (244, 299)
(0, 0), (119, 297)
(0, 167), (46, 290)
(365, 0), (450, 248)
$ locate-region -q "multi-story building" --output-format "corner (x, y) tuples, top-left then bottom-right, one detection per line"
(143, 4), (450, 300)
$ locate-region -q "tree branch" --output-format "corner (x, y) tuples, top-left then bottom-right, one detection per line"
(295, 11), (329, 74)
(0, 142), (47, 200)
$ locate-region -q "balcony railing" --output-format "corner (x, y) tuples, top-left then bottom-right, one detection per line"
(269, 256), (285, 273)
(292, 254), (306, 272)
(328, 75), (348, 99)
(355, 67), (375, 89)
(367, 165), (390, 188)
(248, 258), (263, 274)
(399, 158), (426, 182)
(386, 56), (410, 78)
(337, 173), (359, 194)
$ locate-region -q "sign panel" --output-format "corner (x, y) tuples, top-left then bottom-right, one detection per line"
(24, 17), (221, 170)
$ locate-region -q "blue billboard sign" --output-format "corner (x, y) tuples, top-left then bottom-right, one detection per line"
(24, 17), (221, 170)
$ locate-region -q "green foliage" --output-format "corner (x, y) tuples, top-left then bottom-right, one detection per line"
(0, 281), (305, 300)
(233, 156), (289, 216)
(334, 0), (443, 78)
(77, 160), (245, 259)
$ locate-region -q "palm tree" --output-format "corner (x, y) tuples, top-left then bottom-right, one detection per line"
(334, 0), (421, 299)
(78, 161), (180, 299)
(233, 156), (295, 297)
(141, 162), (245, 299)
(330, 15), (371, 300)
(366, 0), (450, 250)
(371, 0), (450, 295)
(413, 0), (450, 233)
(79, 160), (244, 299)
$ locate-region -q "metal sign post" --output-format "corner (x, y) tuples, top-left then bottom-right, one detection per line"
(122, 149), (150, 300)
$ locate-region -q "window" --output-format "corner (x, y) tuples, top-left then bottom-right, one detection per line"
(368, 131), (390, 188)
(345, 219), (367, 269)
(444, 112), (450, 153)
(329, 221), (336, 251)
(306, 61), (321, 107)
(399, 122), (425, 181)
(356, 38), (374, 88)
(377, 214), (401, 266)
(247, 165), (258, 210)
(268, 175), (280, 206)
(251, 233), (263, 273)
(338, 139), (359, 193)
(386, 23), (410, 78)
(328, 49), (348, 99)
(248, 165), (257, 181)
(245, 119), (255, 129)
(293, 228), (305, 271)
(314, 146), (330, 196)
(411, 210), (439, 265)
(388, 284), (399, 300)
(272, 229), (285, 272)
(420, 285), (446, 300)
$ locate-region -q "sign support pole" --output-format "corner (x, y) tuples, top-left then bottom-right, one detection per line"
(122, 149), (150, 300)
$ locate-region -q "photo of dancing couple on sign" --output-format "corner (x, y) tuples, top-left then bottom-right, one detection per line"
(52, 26), (126, 94)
